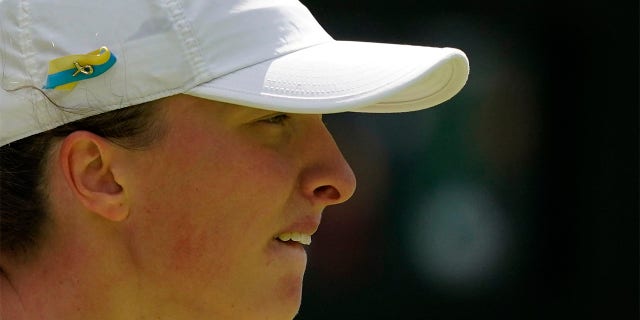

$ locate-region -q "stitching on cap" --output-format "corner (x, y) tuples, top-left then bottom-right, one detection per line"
(163, 0), (206, 80)
(18, 0), (38, 83)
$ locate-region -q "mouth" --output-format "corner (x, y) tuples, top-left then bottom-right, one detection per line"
(275, 232), (312, 246)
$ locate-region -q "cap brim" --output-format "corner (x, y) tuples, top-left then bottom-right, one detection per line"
(186, 40), (469, 114)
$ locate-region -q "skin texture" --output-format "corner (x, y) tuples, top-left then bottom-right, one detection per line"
(0, 95), (356, 320)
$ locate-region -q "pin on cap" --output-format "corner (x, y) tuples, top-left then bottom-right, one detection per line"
(43, 46), (117, 91)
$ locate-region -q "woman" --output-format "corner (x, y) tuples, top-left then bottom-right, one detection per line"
(0, 0), (469, 319)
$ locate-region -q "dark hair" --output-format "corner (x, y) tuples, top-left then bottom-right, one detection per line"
(0, 101), (166, 260)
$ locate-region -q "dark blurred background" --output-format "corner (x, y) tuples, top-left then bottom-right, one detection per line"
(297, 1), (638, 319)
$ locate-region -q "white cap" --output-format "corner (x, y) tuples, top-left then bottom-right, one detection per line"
(0, 0), (469, 146)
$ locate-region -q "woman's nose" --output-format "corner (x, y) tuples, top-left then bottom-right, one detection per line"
(298, 120), (356, 207)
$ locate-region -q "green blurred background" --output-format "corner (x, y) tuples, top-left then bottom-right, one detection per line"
(296, 1), (638, 319)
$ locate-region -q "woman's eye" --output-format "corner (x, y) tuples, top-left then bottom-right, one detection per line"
(261, 114), (290, 125)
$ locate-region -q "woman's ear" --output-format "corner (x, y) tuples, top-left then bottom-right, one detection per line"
(58, 131), (129, 222)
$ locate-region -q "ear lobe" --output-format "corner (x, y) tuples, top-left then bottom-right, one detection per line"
(59, 131), (129, 222)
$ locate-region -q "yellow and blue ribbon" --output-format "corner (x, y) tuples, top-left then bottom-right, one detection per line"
(43, 46), (116, 90)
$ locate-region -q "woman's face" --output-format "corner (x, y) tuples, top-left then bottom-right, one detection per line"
(122, 95), (356, 319)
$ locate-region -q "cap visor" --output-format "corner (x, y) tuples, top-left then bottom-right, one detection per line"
(187, 40), (469, 113)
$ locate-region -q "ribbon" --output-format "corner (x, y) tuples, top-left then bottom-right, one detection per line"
(43, 46), (117, 90)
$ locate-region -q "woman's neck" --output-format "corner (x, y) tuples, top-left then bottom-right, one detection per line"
(1, 265), (29, 320)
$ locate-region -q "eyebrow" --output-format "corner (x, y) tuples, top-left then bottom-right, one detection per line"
(208, 102), (282, 125)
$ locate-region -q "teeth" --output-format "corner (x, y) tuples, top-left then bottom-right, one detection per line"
(277, 232), (312, 245)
